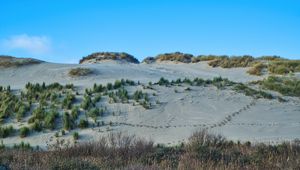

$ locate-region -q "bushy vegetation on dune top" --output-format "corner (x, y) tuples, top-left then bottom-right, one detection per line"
(0, 130), (299, 169)
(154, 52), (194, 63)
(0, 55), (42, 68)
(79, 52), (139, 64)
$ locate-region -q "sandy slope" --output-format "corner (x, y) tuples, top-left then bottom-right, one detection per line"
(0, 61), (299, 148)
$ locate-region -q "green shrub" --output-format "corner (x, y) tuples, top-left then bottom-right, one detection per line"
(158, 77), (170, 86)
(78, 119), (89, 129)
(73, 132), (79, 140)
(19, 127), (30, 138)
(0, 125), (14, 138)
(71, 106), (80, 119)
(63, 112), (74, 130)
(31, 120), (43, 132)
(44, 110), (58, 129)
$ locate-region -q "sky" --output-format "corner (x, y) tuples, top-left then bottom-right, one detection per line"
(0, 0), (299, 63)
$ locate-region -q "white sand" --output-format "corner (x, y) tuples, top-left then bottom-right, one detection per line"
(0, 61), (299, 149)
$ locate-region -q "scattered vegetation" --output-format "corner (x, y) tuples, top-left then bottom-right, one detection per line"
(0, 55), (42, 68)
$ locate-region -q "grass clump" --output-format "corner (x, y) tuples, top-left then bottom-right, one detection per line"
(68, 68), (92, 77)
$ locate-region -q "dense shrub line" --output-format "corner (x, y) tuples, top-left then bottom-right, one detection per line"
(0, 130), (299, 169)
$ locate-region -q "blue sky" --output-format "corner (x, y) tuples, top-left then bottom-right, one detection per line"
(0, 0), (299, 63)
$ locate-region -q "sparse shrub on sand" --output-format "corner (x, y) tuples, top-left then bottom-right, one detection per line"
(68, 68), (92, 77)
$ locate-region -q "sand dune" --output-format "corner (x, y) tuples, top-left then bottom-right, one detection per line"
(0, 61), (299, 149)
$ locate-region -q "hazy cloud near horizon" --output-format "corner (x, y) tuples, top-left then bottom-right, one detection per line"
(1, 34), (52, 55)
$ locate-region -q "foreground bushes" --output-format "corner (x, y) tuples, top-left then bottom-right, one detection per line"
(0, 130), (299, 169)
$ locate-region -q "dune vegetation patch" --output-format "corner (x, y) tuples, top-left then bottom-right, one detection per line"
(268, 60), (300, 75)
(0, 55), (42, 68)
(79, 52), (139, 64)
(154, 52), (194, 63)
(0, 130), (299, 169)
(68, 68), (93, 77)
(247, 62), (267, 76)
(259, 76), (300, 97)
(208, 55), (255, 68)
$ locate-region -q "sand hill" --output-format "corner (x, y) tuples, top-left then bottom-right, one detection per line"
(0, 55), (299, 150)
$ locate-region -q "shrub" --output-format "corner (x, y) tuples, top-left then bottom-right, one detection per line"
(44, 110), (58, 129)
(0, 125), (14, 138)
(73, 132), (79, 140)
(63, 112), (74, 130)
(19, 127), (30, 138)
(78, 119), (89, 129)
(247, 63), (266, 76)
(62, 93), (76, 109)
(31, 120), (43, 132)
(68, 68), (92, 77)
(158, 77), (170, 86)
(87, 108), (100, 122)
(71, 106), (80, 120)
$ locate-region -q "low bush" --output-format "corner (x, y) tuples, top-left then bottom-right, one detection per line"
(19, 127), (30, 138)
(247, 63), (266, 76)
(68, 68), (92, 77)
(78, 119), (89, 129)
